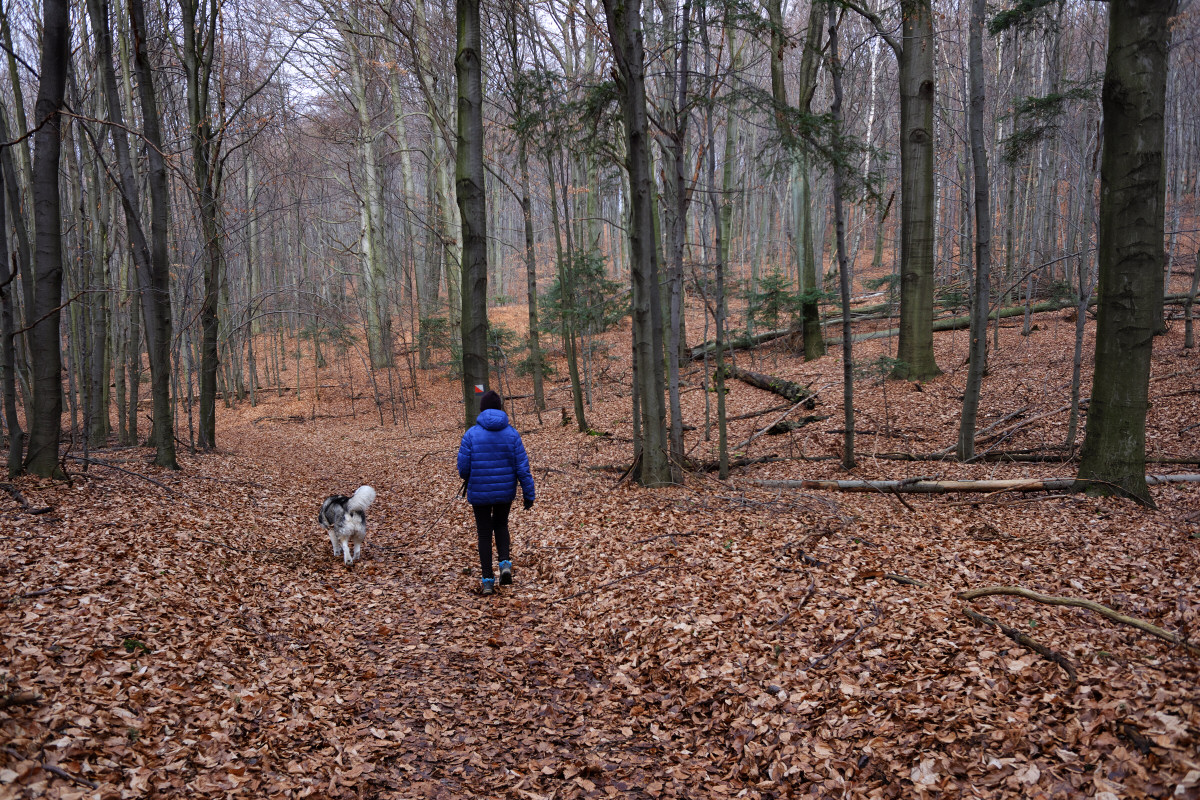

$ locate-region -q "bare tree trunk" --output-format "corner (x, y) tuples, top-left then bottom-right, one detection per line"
(665, 0), (692, 481)
(1067, 85), (1101, 450)
(602, 0), (669, 486)
(0, 171), (21, 475)
(344, 45), (391, 370)
(828, 8), (854, 471)
(956, 0), (992, 461)
(1078, 0), (1177, 504)
(24, 0), (70, 477)
(766, 0), (825, 361)
(893, 0), (940, 381)
(502, 2), (545, 411)
(456, 0), (488, 426)
(179, 0), (224, 450)
(1184, 249), (1199, 349)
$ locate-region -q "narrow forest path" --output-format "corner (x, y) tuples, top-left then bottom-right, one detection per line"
(3, 316), (1200, 799)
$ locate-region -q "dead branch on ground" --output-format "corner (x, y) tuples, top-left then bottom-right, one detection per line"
(962, 608), (1078, 686)
(0, 483), (53, 514)
(959, 586), (1199, 654)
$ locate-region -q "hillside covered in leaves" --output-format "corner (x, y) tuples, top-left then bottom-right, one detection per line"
(2, 305), (1199, 799)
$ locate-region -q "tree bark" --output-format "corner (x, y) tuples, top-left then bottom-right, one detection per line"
(666, 0), (692, 482)
(725, 366), (813, 404)
(504, 9), (544, 411)
(893, 0), (940, 381)
(127, 0), (175, 465)
(24, 0), (70, 477)
(956, 0), (992, 461)
(828, 10), (855, 470)
(0, 176), (21, 475)
(602, 0), (669, 486)
(766, 0), (825, 361)
(178, 0), (224, 450)
(1077, 0), (1177, 504)
(1184, 249), (1199, 349)
(455, 0), (488, 427)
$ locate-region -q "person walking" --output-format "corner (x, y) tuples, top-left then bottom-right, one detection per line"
(457, 391), (535, 595)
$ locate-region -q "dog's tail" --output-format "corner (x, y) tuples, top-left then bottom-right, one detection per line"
(347, 485), (376, 514)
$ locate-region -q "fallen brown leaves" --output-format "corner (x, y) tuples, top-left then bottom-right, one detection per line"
(1, 300), (1198, 799)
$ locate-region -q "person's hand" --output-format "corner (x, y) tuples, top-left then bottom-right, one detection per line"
(523, 496), (534, 511)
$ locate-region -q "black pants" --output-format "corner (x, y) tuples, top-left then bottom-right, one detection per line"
(473, 502), (511, 580)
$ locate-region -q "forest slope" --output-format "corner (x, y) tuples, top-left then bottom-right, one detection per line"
(1, 305), (1198, 799)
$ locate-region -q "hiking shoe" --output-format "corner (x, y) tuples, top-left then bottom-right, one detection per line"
(481, 578), (495, 595)
(498, 560), (513, 586)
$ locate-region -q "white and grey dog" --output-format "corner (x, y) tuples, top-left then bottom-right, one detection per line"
(318, 485), (376, 566)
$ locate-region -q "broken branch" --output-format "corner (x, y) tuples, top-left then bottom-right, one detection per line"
(962, 608), (1078, 686)
(959, 585), (1199, 654)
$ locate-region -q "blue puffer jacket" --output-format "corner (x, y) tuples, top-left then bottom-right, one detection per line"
(457, 409), (535, 506)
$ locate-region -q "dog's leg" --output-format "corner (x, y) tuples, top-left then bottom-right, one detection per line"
(329, 528), (341, 557)
(342, 537), (354, 566)
(352, 540), (362, 563)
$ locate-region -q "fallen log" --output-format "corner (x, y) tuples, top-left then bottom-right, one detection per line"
(724, 366), (814, 403)
(727, 403), (791, 421)
(689, 304), (893, 360)
(766, 416), (829, 435)
(750, 474), (1200, 494)
(829, 293), (1200, 346)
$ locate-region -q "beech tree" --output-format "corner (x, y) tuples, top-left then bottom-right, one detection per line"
(1077, 0), (1178, 503)
(601, 0), (670, 487)
(457, 0), (489, 426)
(24, 0), (70, 477)
(846, 0), (941, 381)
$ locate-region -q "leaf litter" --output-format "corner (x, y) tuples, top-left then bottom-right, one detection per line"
(1, 303), (1198, 799)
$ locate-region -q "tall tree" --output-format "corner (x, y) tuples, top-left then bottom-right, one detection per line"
(86, 0), (178, 468)
(847, 0), (941, 381)
(456, 0), (488, 426)
(24, 0), (70, 477)
(0, 168), (21, 475)
(129, 0), (178, 466)
(827, 8), (855, 470)
(602, 0), (670, 486)
(179, 0), (224, 449)
(665, 0), (692, 481)
(1077, 0), (1177, 504)
(765, 0), (825, 361)
(503, 5), (545, 411)
(956, 0), (992, 460)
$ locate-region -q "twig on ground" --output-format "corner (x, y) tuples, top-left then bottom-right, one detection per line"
(734, 398), (810, 452)
(959, 585), (1199, 654)
(633, 531), (703, 545)
(727, 404), (790, 422)
(551, 563), (670, 604)
(0, 691), (41, 709)
(66, 456), (180, 495)
(194, 538), (264, 554)
(882, 573), (930, 588)
(2, 746), (98, 789)
(5, 586), (61, 603)
(0, 483), (53, 514)
(807, 604), (881, 670)
(962, 607), (1078, 686)
(946, 492), (1082, 508)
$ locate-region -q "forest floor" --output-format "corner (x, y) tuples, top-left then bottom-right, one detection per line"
(2, 293), (1199, 799)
